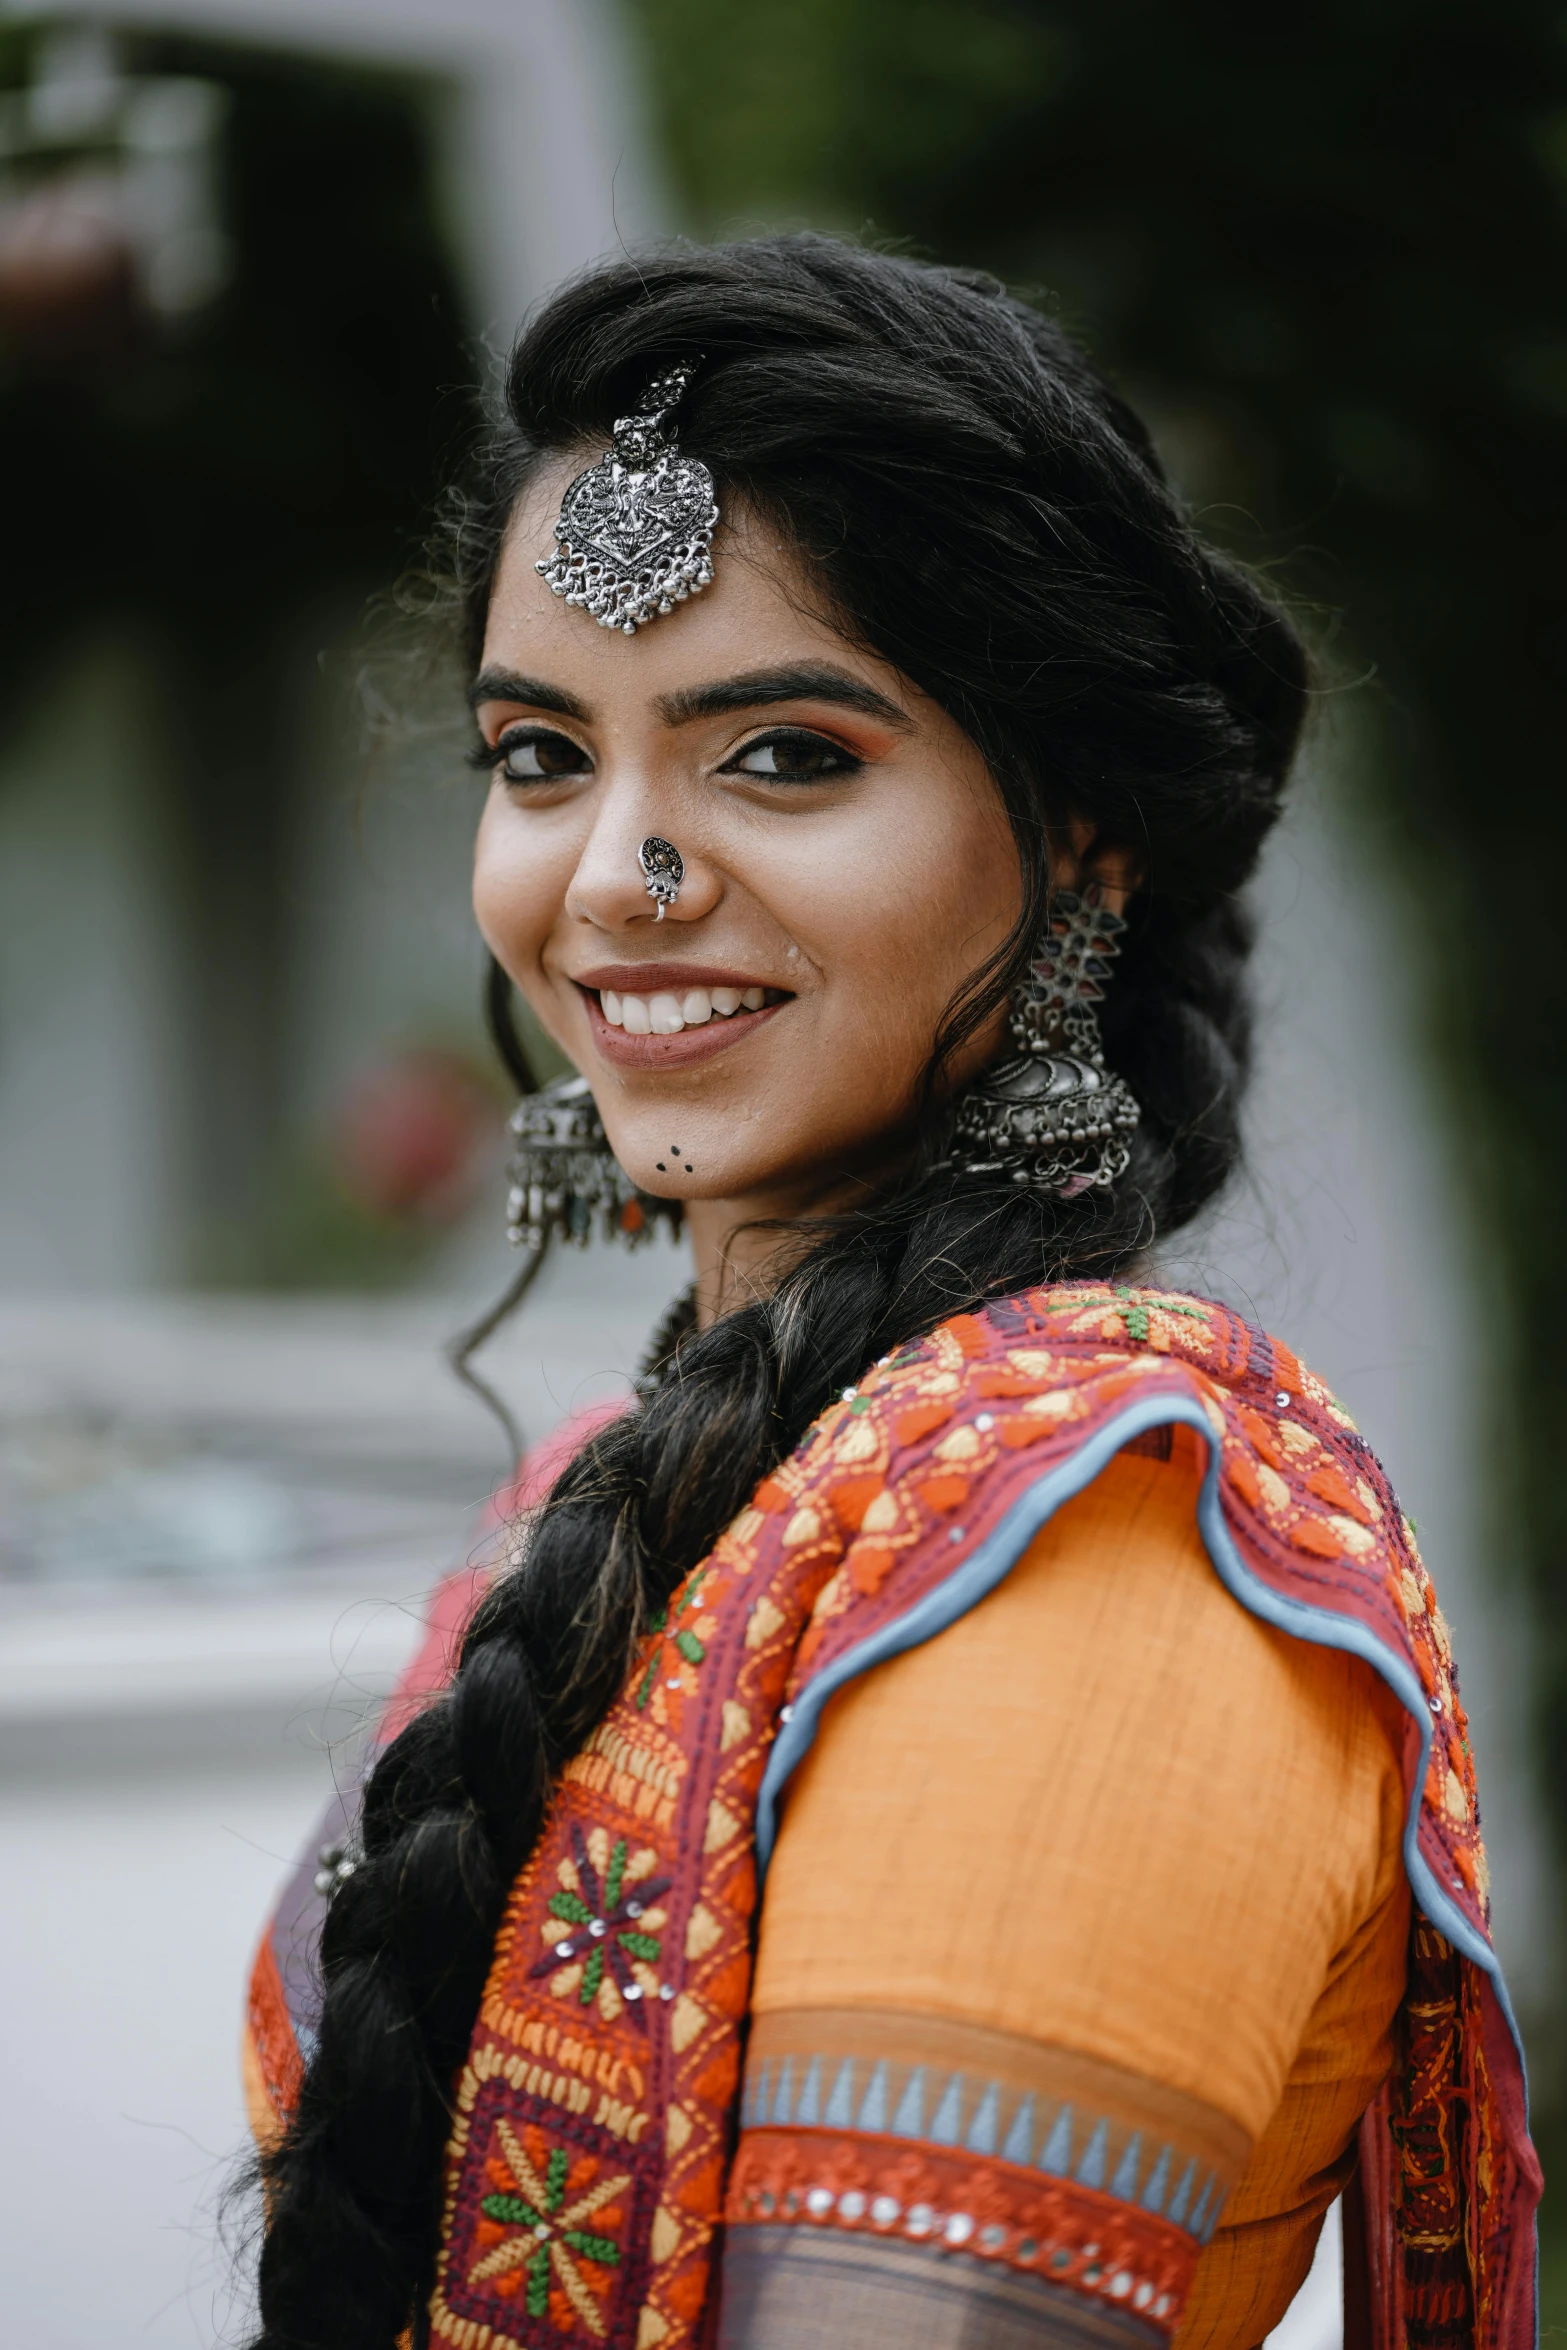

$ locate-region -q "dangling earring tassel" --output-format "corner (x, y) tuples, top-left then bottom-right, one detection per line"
(506, 1075), (684, 1251)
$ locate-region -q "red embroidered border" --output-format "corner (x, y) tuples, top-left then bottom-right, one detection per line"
(727, 2127), (1194, 2333)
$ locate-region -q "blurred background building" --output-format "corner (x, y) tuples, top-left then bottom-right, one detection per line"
(0, 3), (1562, 2344)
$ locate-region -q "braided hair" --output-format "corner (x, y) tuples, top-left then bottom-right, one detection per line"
(253, 235), (1307, 2347)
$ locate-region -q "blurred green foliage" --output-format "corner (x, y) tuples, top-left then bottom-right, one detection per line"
(634, 0), (1567, 2258)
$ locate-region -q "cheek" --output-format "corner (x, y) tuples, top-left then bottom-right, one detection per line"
(472, 794), (559, 969)
(817, 925), (994, 1122)
(817, 805), (1018, 1054)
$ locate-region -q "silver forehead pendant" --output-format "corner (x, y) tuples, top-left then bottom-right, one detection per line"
(536, 363), (718, 636)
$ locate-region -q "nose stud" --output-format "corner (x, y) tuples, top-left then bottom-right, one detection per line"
(638, 836), (683, 921)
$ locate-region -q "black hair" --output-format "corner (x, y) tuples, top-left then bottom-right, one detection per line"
(253, 234), (1307, 2348)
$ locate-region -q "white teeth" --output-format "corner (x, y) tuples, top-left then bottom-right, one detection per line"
(600, 984), (772, 1034)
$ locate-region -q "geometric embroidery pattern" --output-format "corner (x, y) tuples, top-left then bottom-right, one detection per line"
(738, 2055), (1229, 2241)
(471, 2121), (627, 2315)
(440, 2078), (659, 2349)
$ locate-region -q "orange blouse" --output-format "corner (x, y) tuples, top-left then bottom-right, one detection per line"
(745, 1427), (1411, 2347)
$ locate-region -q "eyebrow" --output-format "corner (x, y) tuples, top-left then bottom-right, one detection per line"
(466, 658), (915, 733)
(655, 662), (914, 731)
(468, 668), (591, 721)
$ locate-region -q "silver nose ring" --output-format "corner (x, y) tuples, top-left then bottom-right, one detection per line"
(638, 836), (683, 921)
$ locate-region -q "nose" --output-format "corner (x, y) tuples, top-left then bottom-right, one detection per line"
(565, 791), (720, 933)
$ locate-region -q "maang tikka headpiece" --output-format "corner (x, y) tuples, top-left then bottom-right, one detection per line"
(537, 362), (719, 636)
(947, 886), (1141, 1199)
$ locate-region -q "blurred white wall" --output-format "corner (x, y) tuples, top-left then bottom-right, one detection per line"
(0, 639), (187, 1285)
(0, 0), (668, 337)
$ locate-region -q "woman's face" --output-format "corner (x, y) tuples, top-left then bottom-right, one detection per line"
(472, 461), (1021, 1226)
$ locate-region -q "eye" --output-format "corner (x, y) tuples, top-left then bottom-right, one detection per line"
(723, 728), (862, 783)
(491, 726), (592, 782)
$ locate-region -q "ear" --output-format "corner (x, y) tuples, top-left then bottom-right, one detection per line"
(1046, 820), (1145, 917)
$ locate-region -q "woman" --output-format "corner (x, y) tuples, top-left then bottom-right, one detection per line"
(244, 238), (1537, 2350)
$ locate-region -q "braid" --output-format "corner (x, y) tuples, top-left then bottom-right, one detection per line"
(253, 234), (1307, 2347)
(256, 1179), (1154, 2347)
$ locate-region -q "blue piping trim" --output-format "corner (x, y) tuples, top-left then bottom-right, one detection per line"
(754, 1391), (1527, 2085)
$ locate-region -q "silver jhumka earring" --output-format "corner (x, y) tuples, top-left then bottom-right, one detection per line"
(505, 1075), (682, 1252)
(536, 363), (718, 636)
(948, 886), (1141, 1197)
(639, 836), (683, 919)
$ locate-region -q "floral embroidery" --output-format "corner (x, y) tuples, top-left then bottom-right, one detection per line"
(531, 1826), (671, 2030)
(468, 2112), (630, 2338)
(1043, 1284), (1212, 1348)
(634, 1568), (716, 1713)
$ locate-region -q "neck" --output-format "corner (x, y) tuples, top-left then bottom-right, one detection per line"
(683, 1167), (890, 1329)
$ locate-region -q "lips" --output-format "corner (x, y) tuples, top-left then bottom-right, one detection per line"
(573, 967), (790, 1071)
(573, 962), (784, 997)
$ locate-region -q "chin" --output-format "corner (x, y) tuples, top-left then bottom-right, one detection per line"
(614, 1156), (745, 1201)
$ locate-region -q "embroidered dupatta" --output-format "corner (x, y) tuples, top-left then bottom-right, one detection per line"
(247, 1283), (1540, 2350)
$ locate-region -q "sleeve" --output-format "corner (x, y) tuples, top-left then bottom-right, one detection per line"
(717, 1427), (1411, 2350)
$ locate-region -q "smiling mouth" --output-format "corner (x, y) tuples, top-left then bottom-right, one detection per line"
(573, 970), (792, 1066)
(598, 981), (785, 1035)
